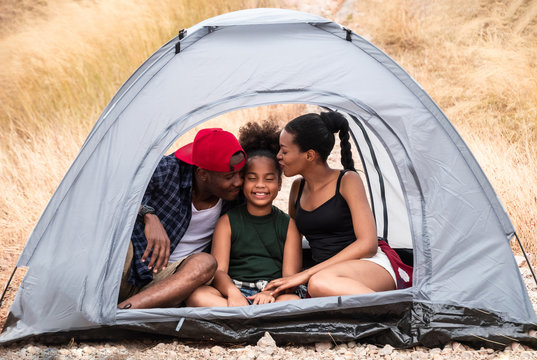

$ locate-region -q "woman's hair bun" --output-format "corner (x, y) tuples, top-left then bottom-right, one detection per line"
(320, 111), (348, 134)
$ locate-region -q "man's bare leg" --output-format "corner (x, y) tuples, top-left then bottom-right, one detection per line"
(118, 252), (217, 309)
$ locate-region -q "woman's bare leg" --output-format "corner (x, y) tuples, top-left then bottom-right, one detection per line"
(307, 260), (395, 297)
(275, 294), (300, 302)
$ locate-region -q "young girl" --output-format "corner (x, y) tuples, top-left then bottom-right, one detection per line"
(264, 111), (412, 298)
(186, 120), (302, 307)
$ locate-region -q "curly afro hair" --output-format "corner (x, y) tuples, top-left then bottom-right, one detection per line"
(238, 119), (282, 177)
(238, 119), (281, 157)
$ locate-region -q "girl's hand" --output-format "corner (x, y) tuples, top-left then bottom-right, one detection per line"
(227, 292), (249, 307)
(247, 291), (275, 305)
(264, 272), (310, 297)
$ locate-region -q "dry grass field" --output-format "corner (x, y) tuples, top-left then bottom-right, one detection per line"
(346, 0), (537, 252)
(0, 0), (536, 332)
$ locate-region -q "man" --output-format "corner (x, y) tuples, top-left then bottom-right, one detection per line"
(118, 128), (246, 309)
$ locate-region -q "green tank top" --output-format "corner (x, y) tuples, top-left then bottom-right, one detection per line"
(227, 204), (290, 282)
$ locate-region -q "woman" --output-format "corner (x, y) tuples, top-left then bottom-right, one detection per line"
(264, 111), (411, 298)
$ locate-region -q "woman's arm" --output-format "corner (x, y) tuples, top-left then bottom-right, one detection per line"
(265, 172), (377, 295)
(338, 170), (378, 257)
(211, 215), (248, 306)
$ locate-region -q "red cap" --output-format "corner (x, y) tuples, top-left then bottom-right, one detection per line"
(175, 128), (246, 172)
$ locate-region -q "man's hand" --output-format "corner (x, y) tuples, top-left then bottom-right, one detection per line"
(142, 213), (170, 273)
(227, 292), (249, 307)
(247, 291), (276, 305)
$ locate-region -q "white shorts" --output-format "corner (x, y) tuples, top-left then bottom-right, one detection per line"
(362, 247), (397, 286)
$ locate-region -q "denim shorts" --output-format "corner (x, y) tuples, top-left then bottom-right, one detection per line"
(234, 283), (308, 304)
(237, 287), (260, 305)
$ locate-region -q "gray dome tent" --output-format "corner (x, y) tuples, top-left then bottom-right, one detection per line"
(1, 8), (536, 348)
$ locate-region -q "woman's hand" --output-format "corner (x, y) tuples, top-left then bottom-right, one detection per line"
(264, 272), (310, 298)
(247, 291), (275, 305)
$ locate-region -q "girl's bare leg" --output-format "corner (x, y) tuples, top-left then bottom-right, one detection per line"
(185, 285), (228, 307)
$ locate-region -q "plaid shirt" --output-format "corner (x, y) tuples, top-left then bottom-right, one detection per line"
(128, 155), (237, 287)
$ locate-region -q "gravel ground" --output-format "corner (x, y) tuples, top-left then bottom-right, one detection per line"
(0, 260), (535, 359)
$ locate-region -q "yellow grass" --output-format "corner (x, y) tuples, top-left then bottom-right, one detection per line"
(346, 0), (537, 253)
(0, 0), (276, 325)
(1, 0), (536, 326)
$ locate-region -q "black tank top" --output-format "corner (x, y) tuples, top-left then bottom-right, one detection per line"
(295, 170), (356, 264)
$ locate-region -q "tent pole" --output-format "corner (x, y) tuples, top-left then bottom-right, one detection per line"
(0, 266), (17, 308)
(514, 232), (537, 286)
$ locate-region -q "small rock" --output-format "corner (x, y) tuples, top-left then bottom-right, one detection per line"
(511, 342), (524, 352)
(379, 344), (394, 356)
(315, 341), (333, 352)
(418, 352), (429, 360)
(72, 348), (83, 357)
(154, 343), (167, 351)
(452, 342), (465, 352)
(25, 345), (38, 355)
(354, 346), (367, 356)
(257, 355), (273, 360)
(347, 341), (356, 348)
(211, 345), (225, 354)
(529, 329), (537, 337)
(430, 347), (441, 354)
(257, 332), (277, 348)
(461, 350), (473, 360)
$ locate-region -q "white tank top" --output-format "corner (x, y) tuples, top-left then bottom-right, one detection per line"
(168, 198), (223, 262)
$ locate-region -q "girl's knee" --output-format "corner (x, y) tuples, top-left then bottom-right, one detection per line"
(185, 287), (205, 307)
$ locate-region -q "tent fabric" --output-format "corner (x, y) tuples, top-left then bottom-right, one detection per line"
(2, 8), (535, 348)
